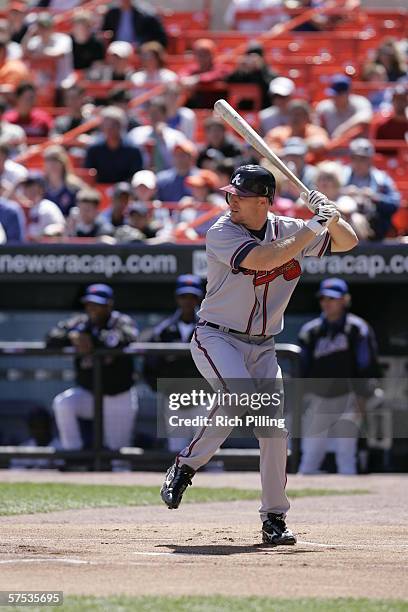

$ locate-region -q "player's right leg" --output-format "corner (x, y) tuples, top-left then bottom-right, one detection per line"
(161, 327), (253, 510)
(52, 387), (93, 450)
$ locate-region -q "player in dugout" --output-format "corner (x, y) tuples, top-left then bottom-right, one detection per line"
(46, 284), (139, 451)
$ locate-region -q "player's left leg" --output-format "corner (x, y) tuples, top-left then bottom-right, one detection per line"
(103, 387), (138, 450)
(248, 338), (296, 545)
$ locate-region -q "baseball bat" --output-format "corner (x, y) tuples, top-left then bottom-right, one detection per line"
(214, 98), (311, 201)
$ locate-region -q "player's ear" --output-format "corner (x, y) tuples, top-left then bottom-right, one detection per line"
(344, 293), (351, 308)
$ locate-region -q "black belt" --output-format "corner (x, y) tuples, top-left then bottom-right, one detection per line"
(198, 320), (271, 338)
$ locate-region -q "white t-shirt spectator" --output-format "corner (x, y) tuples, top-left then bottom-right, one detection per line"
(131, 68), (177, 91)
(27, 198), (65, 240)
(26, 33), (73, 85)
(0, 222), (6, 244)
(0, 121), (26, 153)
(0, 159), (28, 191)
(7, 41), (22, 60)
(316, 95), (373, 138)
(225, 0), (286, 32)
(128, 124), (187, 170)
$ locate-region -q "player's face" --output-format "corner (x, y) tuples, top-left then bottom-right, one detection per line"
(227, 193), (267, 227)
(319, 296), (346, 320)
(84, 302), (112, 326)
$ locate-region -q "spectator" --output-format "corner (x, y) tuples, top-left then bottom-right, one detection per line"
(215, 158), (236, 186)
(279, 137), (316, 201)
(131, 169), (157, 203)
(143, 274), (203, 451)
(47, 284), (139, 450)
(0, 138), (27, 198)
(126, 202), (158, 239)
(265, 99), (329, 153)
(259, 77), (296, 135)
(0, 19), (23, 60)
(197, 116), (243, 167)
(9, 2), (29, 44)
(107, 87), (140, 131)
(84, 106), (143, 183)
(101, 181), (132, 227)
(182, 170), (223, 207)
(67, 188), (114, 239)
(225, 41), (278, 109)
(156, 140), (199, 202)
(314, 161), (371, 240)
(164, 82), (197, 141)
(131, 41), (177, 91)
(225, 0), (286, 32)
(101, 0), (167, 48)
(0, 98), (26, 154)
(3, 82), (53, 138)
(370, 84), (408, 149)
(35, 0), (80, 10)
(70, 11), (105, 71)
(182, 39), (229, 109)
(360, 63), (388, 111)
(53, 82), (91, 135)
(0, 37), (29, 90)
(298, 278), (380, 475)
(176, 170), (226, 239)
(43, 145), (85, 216)
(373, 37), (407, 82)
(22, 12), (74, 86)
(0, 196), (25, 242)
(128, 98), (187, 172)
(198, 148), (225, 171)
(100, 41), (135, 81)
(342, 138), (400, 240)
(316, 74), (373, 139)
(20, 171), (65, 241)
(131, 169), (170, 232)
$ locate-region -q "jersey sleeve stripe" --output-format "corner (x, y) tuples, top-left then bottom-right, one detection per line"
(230, 240), (258, 269)
(318, 233), (331, 257)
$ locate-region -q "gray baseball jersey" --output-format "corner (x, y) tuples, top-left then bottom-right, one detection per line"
(198, 211), (331, 336)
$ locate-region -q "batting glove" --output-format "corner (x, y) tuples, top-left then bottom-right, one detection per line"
(306, 204), (340, 235)
(301, 189), (329, 213)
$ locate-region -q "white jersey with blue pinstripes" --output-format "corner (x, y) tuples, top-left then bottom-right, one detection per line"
(198, 211), (330, 336)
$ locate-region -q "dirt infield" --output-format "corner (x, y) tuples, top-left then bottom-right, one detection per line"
(0, 471), (407, 600)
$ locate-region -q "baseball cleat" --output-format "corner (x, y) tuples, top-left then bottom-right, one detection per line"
(160, 463), (195, 509)
(262, 513), (297, 546)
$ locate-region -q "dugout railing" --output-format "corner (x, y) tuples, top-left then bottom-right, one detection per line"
(0, 342), (302, 472)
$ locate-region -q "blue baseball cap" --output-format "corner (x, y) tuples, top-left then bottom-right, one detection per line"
(82, 284), (113, 305)
(326, 74), (351, 96)
(175, 274), (203, 298)
(318, 278), (349, 299)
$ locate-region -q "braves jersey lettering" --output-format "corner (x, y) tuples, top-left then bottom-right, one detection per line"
(198, 212), (330, 336)
(235, 258), (302, 286)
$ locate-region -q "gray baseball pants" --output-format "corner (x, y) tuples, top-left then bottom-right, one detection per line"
(176, 325), (290, 522)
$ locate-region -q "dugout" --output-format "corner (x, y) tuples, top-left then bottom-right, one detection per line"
(0, 242), (407, 471)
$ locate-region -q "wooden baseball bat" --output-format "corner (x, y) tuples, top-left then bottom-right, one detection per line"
(214, 99), (312, 204)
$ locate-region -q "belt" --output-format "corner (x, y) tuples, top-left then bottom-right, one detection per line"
(198, 320), (271, 338)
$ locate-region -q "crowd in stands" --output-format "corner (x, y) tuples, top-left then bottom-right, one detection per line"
(0, 0), (407, 245)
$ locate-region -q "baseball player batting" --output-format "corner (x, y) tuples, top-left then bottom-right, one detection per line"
(161, 164), (358, 546)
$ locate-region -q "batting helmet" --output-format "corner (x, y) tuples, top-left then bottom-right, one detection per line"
(220, 165), (276, 200)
